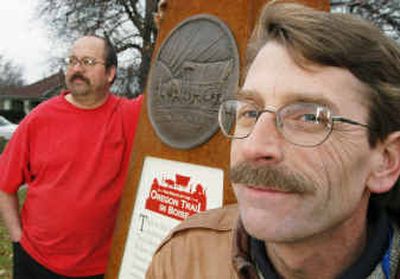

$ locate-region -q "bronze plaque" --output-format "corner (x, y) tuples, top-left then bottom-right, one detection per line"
(148, 14), (240, 149)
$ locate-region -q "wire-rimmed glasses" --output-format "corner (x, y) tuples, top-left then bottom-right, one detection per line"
(64, 56), (105, 68)
(218, 100), (369, 147)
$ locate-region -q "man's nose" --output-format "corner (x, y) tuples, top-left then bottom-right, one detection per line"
(71, 62), (84, 71)
(240, 113), (284, 164)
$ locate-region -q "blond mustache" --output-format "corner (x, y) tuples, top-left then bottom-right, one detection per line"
(230, 163), (315, 194)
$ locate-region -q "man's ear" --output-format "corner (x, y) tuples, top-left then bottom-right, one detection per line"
(367, 131), (400, 194)
(107, 66), (116, 84)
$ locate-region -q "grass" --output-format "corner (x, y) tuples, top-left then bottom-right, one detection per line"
(0, 189), (26, 279)
(0, 217), (13, 278)
(0, 138), (26, 278)
(0, 138), (6, 154)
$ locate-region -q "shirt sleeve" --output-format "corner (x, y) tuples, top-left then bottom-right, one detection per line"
(0, 117), (32, 193)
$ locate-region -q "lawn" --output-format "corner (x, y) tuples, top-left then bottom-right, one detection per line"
(0, 187), (26, 279)
(0, 138), (25, 278)
(0, 138), (6, 155)
(0, 137), (7, 277)
(0, 210), (13, 279)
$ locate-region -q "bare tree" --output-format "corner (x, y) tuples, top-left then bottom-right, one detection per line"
(39, 0), (159, 97)
(333, 0), (400, 42)
(0, 55), (25, 90)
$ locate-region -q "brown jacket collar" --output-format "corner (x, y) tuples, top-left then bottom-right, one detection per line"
(232, 217), (260, 278)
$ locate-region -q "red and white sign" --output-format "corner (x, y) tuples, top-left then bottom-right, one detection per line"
(145, 174), (207, 221)
(119, 156), (224, 279)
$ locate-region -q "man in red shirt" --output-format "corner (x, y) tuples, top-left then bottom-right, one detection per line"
(0, 35), (142, 278)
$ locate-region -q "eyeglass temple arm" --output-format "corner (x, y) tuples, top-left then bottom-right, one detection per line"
(332, 116), (369, 128)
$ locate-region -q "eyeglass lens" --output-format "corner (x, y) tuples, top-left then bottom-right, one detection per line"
(218, 100), (333, 146)
(65, 57), (97, 67)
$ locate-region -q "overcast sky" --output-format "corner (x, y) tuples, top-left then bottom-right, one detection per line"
(0, 0), (63, 84)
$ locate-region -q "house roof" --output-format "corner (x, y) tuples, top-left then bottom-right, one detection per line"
(0, 70), (65, 100)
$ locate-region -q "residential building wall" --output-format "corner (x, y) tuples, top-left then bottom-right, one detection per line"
(330, 0), (350, 13)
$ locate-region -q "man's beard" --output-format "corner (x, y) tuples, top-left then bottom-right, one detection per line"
(230, 162), (316, 194)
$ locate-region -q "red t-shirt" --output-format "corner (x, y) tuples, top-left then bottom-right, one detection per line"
(0, 91), (142, 276)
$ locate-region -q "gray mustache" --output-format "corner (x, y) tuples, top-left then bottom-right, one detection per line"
(230, 163), (315, 194)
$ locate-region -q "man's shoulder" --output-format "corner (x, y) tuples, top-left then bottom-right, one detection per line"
(116, 94), (143, 109)
(18, 94), (62, 125)
(114, 94), (143, 120)
(157, 204), (239, 250)
(114, 94), (143, 135)
(148, 204), (239, 278)
(35, 94), (62, 109)
(174, 203), (238, 231)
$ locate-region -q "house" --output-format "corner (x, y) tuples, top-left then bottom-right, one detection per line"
(330, 0), (351, 13)
(0, 70), (65, 122)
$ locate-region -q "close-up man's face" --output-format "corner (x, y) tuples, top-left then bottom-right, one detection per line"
(230, 42), (377, 243)
(65, 36), (114, 96)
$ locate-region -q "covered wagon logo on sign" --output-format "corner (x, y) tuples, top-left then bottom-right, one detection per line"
(145, 174), (207, 221)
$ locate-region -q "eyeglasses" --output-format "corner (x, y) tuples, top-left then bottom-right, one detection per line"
(218, 100), (369, 147)
(64, 56), (105, 68)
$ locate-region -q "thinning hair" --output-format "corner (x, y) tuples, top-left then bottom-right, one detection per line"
(91, 35), (118, 70)
(82, 34), (118, 84)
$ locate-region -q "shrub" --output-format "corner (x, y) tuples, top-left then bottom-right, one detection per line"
(0, 137), (7, 154)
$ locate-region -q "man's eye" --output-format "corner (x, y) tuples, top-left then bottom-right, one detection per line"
(301, 114), (318, 122)
(239, 109), (258, 119)
(300, 113), (330, 126)
(82, 58), (94, 66)
(67, 58), (77, 65)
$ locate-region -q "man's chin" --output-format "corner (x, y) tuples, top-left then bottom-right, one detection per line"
(70, 88), (89, 96)
(240, 210), (292, 242)
(239, 210), (278, 241)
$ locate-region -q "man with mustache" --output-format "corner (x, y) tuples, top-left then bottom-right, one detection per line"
(146, 2), (400, 279)
(0, 35), (142, 278)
